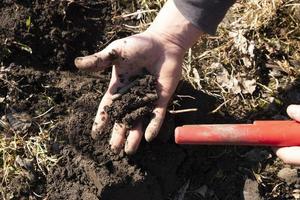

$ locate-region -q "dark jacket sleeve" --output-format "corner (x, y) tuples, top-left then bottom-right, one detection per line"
(174, 0), (235, 35)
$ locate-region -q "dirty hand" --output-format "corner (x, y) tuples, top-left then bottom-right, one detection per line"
(74, 0), (203, 154)
(275, 105), (300, 165)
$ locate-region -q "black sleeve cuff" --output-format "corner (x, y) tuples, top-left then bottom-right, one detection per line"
(174, 0), (235, 35)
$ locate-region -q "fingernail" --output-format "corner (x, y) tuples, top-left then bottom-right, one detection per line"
(91, 131), (98, 139)
(91, 129), (98, 139)
(145, 133), (155, 142)
(124, 141), (135, 155)
(75, 57), (83, 64)
(287, 105), (300, 119)
(125, 149), (135, 155)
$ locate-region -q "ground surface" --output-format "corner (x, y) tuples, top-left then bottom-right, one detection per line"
(1, 0), (300, 200)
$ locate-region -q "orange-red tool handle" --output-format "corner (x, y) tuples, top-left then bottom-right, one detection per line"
(175, 120), (300, 146)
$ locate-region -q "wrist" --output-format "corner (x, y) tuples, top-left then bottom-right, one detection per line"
(146, 0), (203, 51)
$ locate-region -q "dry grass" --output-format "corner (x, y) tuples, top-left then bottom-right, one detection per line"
(0, 69), (59, 199)
(0, 117), (59, 199)
(189, 0), (300, 118)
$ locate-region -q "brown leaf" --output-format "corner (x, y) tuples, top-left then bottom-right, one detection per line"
(242, 79), (256, 94)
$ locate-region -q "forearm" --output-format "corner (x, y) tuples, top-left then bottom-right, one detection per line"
(146, 0), (203, 51)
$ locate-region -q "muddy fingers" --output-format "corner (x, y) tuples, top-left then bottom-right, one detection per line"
(91, 93), (112, 139)
(105, 73), (158, 130)
(102, 71), (159, 154)
(145, 107), (167, 142)
(125, 123), (143, 155)
(110, 123), (127, 153)
(75, 42), (121, 71)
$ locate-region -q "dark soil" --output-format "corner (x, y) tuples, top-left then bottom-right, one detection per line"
(0, 0), (115, 69)
(1, 1), (299, 200)
(3, 66), (298, 200)
(105, 73), (158, 129)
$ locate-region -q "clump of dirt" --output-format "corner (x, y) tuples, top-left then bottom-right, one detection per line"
(105, 73), (158, 128)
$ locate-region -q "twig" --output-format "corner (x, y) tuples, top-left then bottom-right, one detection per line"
(121, 9), (157, 18)
(100, 33), (116, 49)
(210, 99), (230, 114)
(176, 95), (196, 100)
(0, 77), (22, 93)
(257, 82), (273, 92)
(33, 107), (54, 119)
(169, 108), (198, 114)
(123, 24), (151, 29)
(32, 191), (43, 198)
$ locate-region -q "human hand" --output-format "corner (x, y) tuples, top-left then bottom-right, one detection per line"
(75, 31), (184, 154)
(74, 0), (202, 154)
(274, 105), (300, 165)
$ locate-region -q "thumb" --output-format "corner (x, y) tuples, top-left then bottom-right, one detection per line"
(287, 104), (300, 121)
(74, 41), (121, 71)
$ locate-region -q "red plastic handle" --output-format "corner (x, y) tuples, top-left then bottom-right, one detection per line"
(175, 120), (300, 146)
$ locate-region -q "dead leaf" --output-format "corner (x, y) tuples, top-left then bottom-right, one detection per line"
(269, 69), (282, 77)
(211, 63), (231, 88)
(229, 30), (248, 54)
(15, 155), (34, 170)
(6, 109), (32, 132)
(242, 57), (252, 68)
(232, 77), (242, 94)
(242, 79), (256, 94)
(192, 68), (202, 89)
(248, 40), (255, 58)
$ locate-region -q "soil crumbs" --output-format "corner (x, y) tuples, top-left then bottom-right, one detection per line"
(105, 73), (158, 129)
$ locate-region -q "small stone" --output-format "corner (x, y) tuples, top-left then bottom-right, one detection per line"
(243, 178), (261, 200)
(277, 167), (299, 185)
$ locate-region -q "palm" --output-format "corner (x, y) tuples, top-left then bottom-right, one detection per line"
(110, 33), (183, 106)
